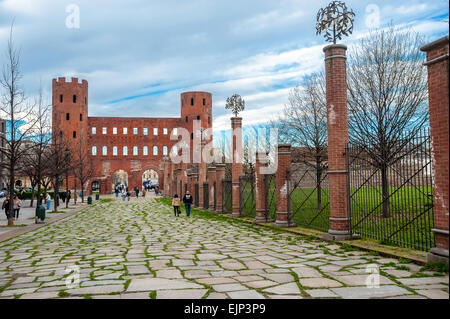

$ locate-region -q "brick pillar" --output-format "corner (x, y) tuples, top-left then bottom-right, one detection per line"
(99, 178), (106, 195)
(208, 165), (216, 210)
(322, 44), (352, 241)
(231, 117), (243, 218)
(215, 163), (225, 213)
(254, 152), (271, 223)
(197, 141), (207, 208)
(164, 157), (171, 196)
(274, 144), (295, 227)
(105, 176), (112, 194)
(191, 172), (198, 206)
(421, 36), (449, 265)
(159, 165), (164, 193)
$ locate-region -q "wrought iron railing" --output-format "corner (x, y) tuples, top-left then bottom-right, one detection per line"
(222, 179), (232, 213)
(287, 164), (330, 232)
(347, 129), (434, 251)
(239, 174), (255, 217)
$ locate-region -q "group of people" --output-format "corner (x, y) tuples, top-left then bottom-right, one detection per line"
(2, 195), (22, 220)
(171, 191), (193, 217)
(115, 184), (160, 201)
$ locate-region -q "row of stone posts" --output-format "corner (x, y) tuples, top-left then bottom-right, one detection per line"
(160, 36), (448, 265)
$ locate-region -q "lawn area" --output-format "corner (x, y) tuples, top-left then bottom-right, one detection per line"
(223, 184), (434, 251)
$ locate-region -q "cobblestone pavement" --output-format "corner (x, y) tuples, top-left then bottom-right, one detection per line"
(0, 195), (448, 299)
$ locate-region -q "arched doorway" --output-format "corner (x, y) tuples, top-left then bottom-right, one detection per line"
(142, 169), (158, 189)
(111, 170), (129, 190)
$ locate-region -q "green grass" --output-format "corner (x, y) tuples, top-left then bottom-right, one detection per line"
(420, 261), (449, 273)
(100, 199), (114, 203)
(58, 290), (70, 298)
(224, 183), (434, 252)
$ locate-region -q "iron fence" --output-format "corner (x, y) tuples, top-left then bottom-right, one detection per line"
(287, 164), (330, 232)
(222, 179), (232, 213)
(194, 182), (199, 207)
(203, 182), (209, 209)
(239, 174), (255, 217)
(347, 129), (434, 251)
(264, 174), (276, 221)
(213, 181), (216, 211)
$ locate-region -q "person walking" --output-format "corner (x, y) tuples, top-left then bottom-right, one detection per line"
(126, 189), (131, 201)
(172, 194), (181, 217)
(67, 190), (72, 205)
(135, 186), (139, 198)
(2, 196), (10, 219)
(61, 190), (67, 204)
(121, 189), (126, 201)
(182, 191), (193, 217)
(115, 187), (119, 198)
(46, 193), (51, 210)
(13, 195), (22, 220)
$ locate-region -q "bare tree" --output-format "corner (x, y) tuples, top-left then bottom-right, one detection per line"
(72, 137), (94, 203)
(46, 132), (70, 212)
(347, 26), (428, 217)
(0, 24), (38, 225)
(274, 72), (327, 209)
(17, 83), (52, 207)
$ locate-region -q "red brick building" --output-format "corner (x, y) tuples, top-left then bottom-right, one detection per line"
(52, 77), (213, 194)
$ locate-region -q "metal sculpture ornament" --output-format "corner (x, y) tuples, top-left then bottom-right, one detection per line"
(225, 94), (245, 117)
(316, 1), (355, 44)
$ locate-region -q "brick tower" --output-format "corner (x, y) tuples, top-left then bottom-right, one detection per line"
(52, 77), (89, 149)
(180, 91), (213, 159)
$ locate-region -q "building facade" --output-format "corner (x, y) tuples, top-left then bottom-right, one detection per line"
(52, 77), (213, 194)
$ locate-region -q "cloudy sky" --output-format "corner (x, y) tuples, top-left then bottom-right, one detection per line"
(0, 0), (448, 133)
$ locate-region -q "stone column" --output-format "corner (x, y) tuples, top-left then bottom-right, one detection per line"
(215, 163), (226, 213)
(208, 165), (216, 210)
(274, 144), (295, 227)
(254, 152), (270, 223)
(231, 117), (243, 218)
(421, 36), (449, 265)
(322, 44), (352, 241)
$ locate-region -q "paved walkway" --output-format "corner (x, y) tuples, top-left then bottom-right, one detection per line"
(0, 198), (88, 236)
(0, 194), (448, 299)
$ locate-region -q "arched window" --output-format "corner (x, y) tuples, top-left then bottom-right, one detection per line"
(163, 146), (168, 156)
(92, 146), (97, 156)
(143, 146), (148, 156)
(113, 146), (118, 156)
(153, 146), (158, 155)
(102, 146), (107, 156)
(133, 146), (138, 156)
(123, 146), (128, 156)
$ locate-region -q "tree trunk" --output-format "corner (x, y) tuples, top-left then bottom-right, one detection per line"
(54, 177), (59, 213)
(316, 157), (322, 211)
(381, 165), (390, 218)
(316, 169), (322, 211)
(8, 168), (14, 226)
(30, 186), (35, 207)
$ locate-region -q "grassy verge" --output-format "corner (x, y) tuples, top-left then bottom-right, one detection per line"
(155, 196), (429, 265)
